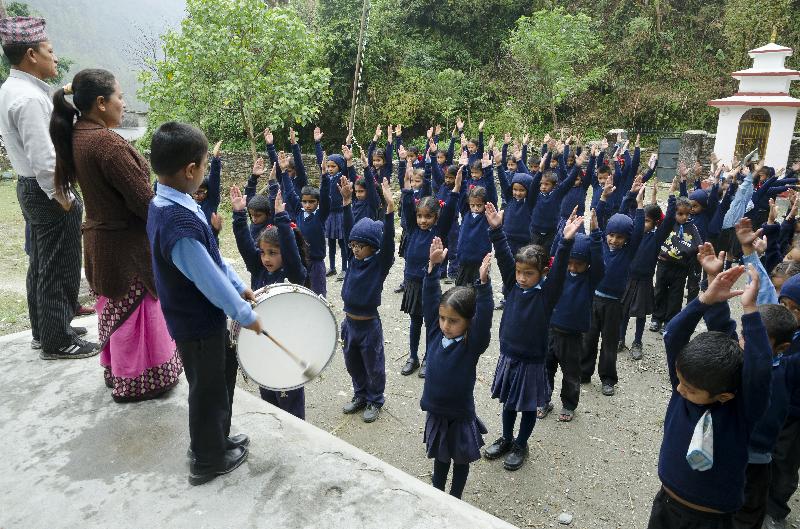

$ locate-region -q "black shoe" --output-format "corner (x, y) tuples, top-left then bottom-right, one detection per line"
(484, 437), (513, 460)
(188, 446), (248, 486)
(401, 358), (419, 376)
(503, 443), (528, 471)
(617, 341), (628, 354)
(648, 320), (661, 332)
(186, 434), (250, 460)
(40, 337), (100, 360)
(326, 268), (337, 277)
(343, 396), (367, 414)
(495, 299), (505, 310)
(630, 342), (643, 361)
(71, 326), (88, 336)
(31, 338), (41, 350)
(418, 357), (426, 378)
(601, 384), (615, 396)
(363, 403), (380, 423)
(580, 376), (591, 384)
(393, 282), (405, 294)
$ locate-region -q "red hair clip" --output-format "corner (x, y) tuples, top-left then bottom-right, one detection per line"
(469, 184), (476, 190)
(548, 256), (554, 268)
(438, 199), (445, 208)
(266, 224), (274, 229)
(414, 198), (420, 205)
(659, 213), (665, 221)
(290, 222), (297, 229)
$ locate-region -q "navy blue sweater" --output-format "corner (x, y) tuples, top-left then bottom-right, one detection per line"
(232, 210), (306, 290)
(550, 229), (604, 333)
(366, 140), (394, 183)
(530, 167), (579, 234)
(402, 189), (458, 281)
(749, 354), (800, 462)
(595, 202), (645, 299)
(458, 212), (491, 265)
(501, 188), (536, 246)
(353, 166), (381, 224)
(629, 196), (677, 281)
(491, 227), (573, 363)
(266, 143), (308, 198)
(660, 299), (772, 512)
(559, 155), (595, 218)
(420, 269), (493, 419)
(146, 202), (226, 341)
(340, 211), (395, 318)
(283, 167), (330, 262)
(199, 156), (221, 224)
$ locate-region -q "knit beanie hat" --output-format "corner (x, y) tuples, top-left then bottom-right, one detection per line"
(779, 274), (800, 306)
(511, 173), (533, 193)
(349, 217), (383, 249)
(327, 154), (346, 175)
(605, 213), (633, 238)
(569, 233), (591, 263)
(246, 194), (271, 214)
(689, 189), (708, 207)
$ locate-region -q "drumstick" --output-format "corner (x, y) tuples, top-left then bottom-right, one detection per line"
(260, 329), (320, 379)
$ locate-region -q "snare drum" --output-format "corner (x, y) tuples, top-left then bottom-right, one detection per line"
(229, 282), (338, 391)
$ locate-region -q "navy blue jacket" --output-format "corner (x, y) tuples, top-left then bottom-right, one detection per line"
(749, 354), (800, 462)
(266, 142), (309, 198)
(458, 212), (491, 265)
(501, 173), (536, 246)
(420, 269), (493, 419)
(353, 166), (381, 223)
(660, 299), (772, 513)
(595, 201), (645, 299)
(402, 189), (458, 281)
(491, 227), (573, 363)
(283, 168), (330, 262)
(559, 155), (594, 218)
(629, 195), (677, 280)
(550, 229), (605, 333)
(530, 167), (579, 234)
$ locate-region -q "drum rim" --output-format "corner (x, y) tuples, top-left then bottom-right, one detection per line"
(234, 284), (338, 391)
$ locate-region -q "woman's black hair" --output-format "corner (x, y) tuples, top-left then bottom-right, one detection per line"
(644, 203), (663, 223)
(440, 285), (477, 321)
(257, 223), (310, 270)
(467, 185), (487, 202)
(416, 195), (440, 217)
(515, 244), (549, 272)
(50, 68), (116, 196)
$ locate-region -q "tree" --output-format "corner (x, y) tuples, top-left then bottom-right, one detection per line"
(139, 0), (331, 159)
(505, 7), (607, 130)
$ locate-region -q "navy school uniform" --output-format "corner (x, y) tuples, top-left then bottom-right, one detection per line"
(431, 160), (460, 278)
(581, 206), (645, 387)
(421, 266), (493, 464)
(231, 209), (307, 420)
(353, 166), (381, 224)
(281, 167), (331, 297)
(199, 155), (222, 224)
(547, 230), (604, 412)
(366, 139), (394, 184)
(459, 163), (498, 216)
(340, 207), (396, 407)
(430, 135), (456, 195)
(589, 151), (607, 212)
(397, 159), (433, 257)
(499, 171), (535, 256)
(489, 227), (574, 411)
(649, 299), (771, 521)
(529, 165), (579, 252)
(456, 211), (491, 286)
(266, 142), (309, 198)
(244, 172), (279, 242)
(652, 218), (702, 325)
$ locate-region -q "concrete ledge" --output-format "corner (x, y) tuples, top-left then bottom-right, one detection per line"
(0, 322), (517, 529)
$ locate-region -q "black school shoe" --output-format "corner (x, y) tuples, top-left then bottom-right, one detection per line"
(648, 320), (661, 332)
(602, 384), (615, 396)
(187, 434), (250, 460)
(503, 443), (529, 471)
(326, 268), (337, 277)
(343, 396), (367, 414)
(401, 358), (419, 376)
(630, 342), (643, 360)
(483, 437), (513, 460)
(418, 357), (426, 378)
(40, 337), (100, 360)
(393, 282), (405, 294)
(189, 446), (248, 486)
(363, 403), (381, 423)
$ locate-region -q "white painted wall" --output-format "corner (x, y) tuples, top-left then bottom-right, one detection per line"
(712, 107), (749, 164)
(765, 107), (800, 169)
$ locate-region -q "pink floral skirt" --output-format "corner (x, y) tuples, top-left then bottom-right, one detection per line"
(96, 279), (182, 402)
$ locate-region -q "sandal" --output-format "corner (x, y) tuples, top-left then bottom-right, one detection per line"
(557, 408), (574, 422)
(536, 402), (554, 419)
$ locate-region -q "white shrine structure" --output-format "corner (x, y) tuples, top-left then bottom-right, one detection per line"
(709, 37), (800, 169)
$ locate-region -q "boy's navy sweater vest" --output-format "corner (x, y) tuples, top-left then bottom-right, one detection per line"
(629, 196), (677, 280)
(146, 202), (226, 341)
(402, 189), (458, 281)
(530, 168), (578, 234)
(491, 227), (572, 363)
(550, 229), (604, 333)
(283, 168), (330, 262)
(232, 211), (306, 290)
(458, 213), (491, 265)
(660, 299), (772, 513)
(595, 203), (645, 299)
(420, 271), (493, 419)
(341, 211), (395, 318)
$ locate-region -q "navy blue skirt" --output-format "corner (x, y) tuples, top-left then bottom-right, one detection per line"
(491, 354), (551, 411)
(325, 210), (344, 239)
(424, 412), (487, 464)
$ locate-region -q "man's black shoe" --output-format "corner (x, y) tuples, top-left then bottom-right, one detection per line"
(343, 396), (367, 414)
(188, 446), (248, 486)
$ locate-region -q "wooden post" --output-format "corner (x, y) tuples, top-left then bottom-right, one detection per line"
(0, 0), (7, 18)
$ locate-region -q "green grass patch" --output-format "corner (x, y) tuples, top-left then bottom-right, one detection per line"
(0, 289), (29, 335)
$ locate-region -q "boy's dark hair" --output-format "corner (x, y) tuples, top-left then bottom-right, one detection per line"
(675, 196), (692, 210)
(257, 224), (310, 269)
(644, 204), (663, 223)
(515, 244), (549, 272)
(434, 149), (446, 158)
(407, 146), (420, 157)
(598, 164), (612, 175)
(529, 155), (541, 167)
(541, 172), (558, 185)
(676, 332), (742, 396)
(416, 195), (441, 216)
(771, 260), (800, 279)
(758, 304), (797, 348)
(151, 121), (209, 177)
(446, 165), (459, 178)
(247, 194), (272, 216)
(470, 160), (483, 173)
(301, 185), (320, 201)
(440, 286), (477, 320)
(467, 185), (487, 202)
(2, 42), (42, 66)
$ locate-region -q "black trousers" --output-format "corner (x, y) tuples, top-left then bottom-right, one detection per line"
(546, 328), (582, 411)
(17, 178), (82, 350)
(767, 416), (800, 520)
(581, 295), (622, 386)
(176, 328), (238, 465)
(686, 259), (701, 303)
(653, 261), (689, 324)
(647, 488), (733, 529)
(734, 463), (771, 529)
(530, 230), (555, 253)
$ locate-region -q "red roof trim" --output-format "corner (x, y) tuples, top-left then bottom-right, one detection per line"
(750, 48), (792, 54)
(732, 70), (800, 77)
(708, 100), (800, 107)
(734, 92), (789, 96)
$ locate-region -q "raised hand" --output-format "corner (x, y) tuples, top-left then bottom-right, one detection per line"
(768, 198), (779, 224)
(697, 242), (725, 282)
(429, 236), (448, 268)
(562, 215), (584, 240)
(454, 166), (463, 193)
(435, 124), (442, 136)
(230, 185), (246, 212)
(381, 178), (395, 214)
(426, 127), (433, 140)
(342, 144), (353, 162)
(289, 128), (297, 145)
(394, 124), (402, 136)
(481, 151), (491, 169)
(493, 151), (503, 165)
(373, 124), (382, 141)
(252, 156), (265, 177)
(210, 212), (223, 234)
(601, 175), (615, 199)
(678, 161), (688, 180)
(735, 218), (761, 249)
(263, 128), (274, 146)
(699, 265), (746, 305)
(479, 252), (493, 284)
(488, 135), (496, 152)
(693, 160), (703, 177)
(636, 183), (646, 208)
(458, 150), (468, 166)
(522, 133), (530, 145)
(484, 202), (503, 229)
(478, 119), (485, 132)
(635, 133), (640, 148)
(741, 265), (760, 314)
(212, 140), (222, 158)
(590, 208), (599, 231)
(359, 146), (369, 167)
(269, 161), (276, 182)
(338, 175), (353, 206)
(314, 127), (323, 142)
(649, 153), (658, 170)
(274, 189), (285, 215)
(456, 117), (464, 131)
(398, 145), (407, 161)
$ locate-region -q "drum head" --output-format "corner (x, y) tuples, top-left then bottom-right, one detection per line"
(236, 288), (337, 391)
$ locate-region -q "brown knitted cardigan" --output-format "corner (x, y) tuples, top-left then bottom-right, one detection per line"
(72, 119), (156, 299)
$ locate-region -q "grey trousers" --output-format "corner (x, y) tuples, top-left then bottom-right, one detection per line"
(16, 178), (82, 350)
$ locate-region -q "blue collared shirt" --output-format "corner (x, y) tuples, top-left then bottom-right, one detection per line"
(441, 335), (465, 348)
(153, 182), (256, 326)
